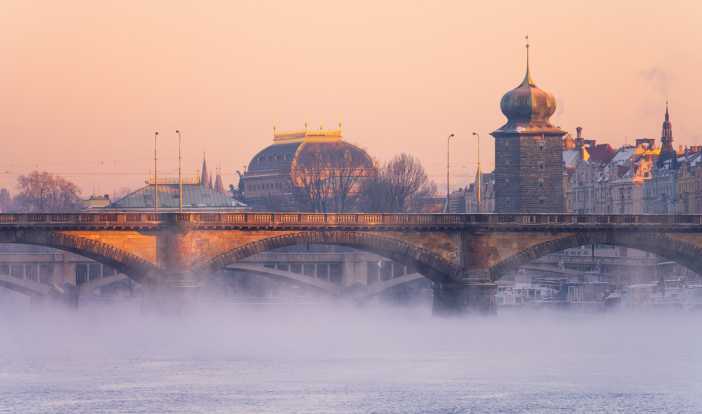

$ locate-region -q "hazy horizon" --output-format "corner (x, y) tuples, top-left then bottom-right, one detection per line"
(2, 0), (701, 196)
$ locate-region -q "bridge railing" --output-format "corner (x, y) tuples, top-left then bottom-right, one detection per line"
(0, 213), (162, 226)
(1, 212), (702, 227)
(178, 213), (702, 227)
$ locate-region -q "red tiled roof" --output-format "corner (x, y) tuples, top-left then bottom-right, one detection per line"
(589, 144), (616, 164)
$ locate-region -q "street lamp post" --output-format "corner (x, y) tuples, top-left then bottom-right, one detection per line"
(472, 132), (481, 213)
(176, 130), (183, 212)
(154, 131), (159, 215)
(446, 133), (455, 213)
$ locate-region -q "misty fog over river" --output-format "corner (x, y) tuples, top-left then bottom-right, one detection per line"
(1, 302), (701, 414)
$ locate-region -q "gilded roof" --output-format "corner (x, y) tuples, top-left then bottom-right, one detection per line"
(492, 47), (564, 137)
(245, 129), (375, 179)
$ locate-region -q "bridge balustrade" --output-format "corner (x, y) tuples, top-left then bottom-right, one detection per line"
(0, 215), (16, 224)
(467, 214), (489, 223)
(273, 213), (299, 225)
(495, 215), (517, 224)
(674, 215), (700, 224)
(249, 214), (273, 224)
(357, 214), (383, 225)
(126, 213), (145, 223)
(2, 212), (702, 228)
(335, 214), (358, 225)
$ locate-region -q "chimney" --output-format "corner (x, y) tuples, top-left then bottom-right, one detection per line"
(575, 126), (584, 149)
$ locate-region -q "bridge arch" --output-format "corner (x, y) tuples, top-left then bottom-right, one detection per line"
(0, 230), (160, 285)
(225, 263), (338, 295)
(490, 231), (702, 280)
(0, 274), (53, 297)
(196, 231), (460, 284)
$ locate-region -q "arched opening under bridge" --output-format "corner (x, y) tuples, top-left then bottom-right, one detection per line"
(206, 241), (434, 304)
(488, 232), (702, 309)
(0, 241), (142, 303)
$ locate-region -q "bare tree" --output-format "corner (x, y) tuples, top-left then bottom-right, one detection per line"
(293, 146), (375, 213)
(111, 187), (132, 202)
(13, 171), (83, 213)
(0, 188), (11, 212)
(359, 154), (436, 212)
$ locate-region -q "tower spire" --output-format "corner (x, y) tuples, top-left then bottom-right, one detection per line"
(201, 152), (210, 188)
(665, 100), (670, 122)
(521, 35), (535, 87)
(658, 101), (676, 167)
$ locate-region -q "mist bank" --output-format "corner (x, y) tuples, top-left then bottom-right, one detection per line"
(1, 301), (701, 373)
(2, 301), (702, 413)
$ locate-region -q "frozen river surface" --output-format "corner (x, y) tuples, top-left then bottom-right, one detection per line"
(1, 304), (701, 413)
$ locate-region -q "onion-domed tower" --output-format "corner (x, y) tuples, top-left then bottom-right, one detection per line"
(490, 41), (566, 213)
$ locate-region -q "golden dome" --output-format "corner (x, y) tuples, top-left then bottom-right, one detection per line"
(493, 44), (563, 136)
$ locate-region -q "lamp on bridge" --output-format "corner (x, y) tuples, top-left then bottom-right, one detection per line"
(446, 133), (455, 213)
(472, 131), (481, 213)
(176, 130), (183, 212)
(154, 131), (159, 214)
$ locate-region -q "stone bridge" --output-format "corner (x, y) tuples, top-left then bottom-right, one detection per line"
(2, 212), (702, 314)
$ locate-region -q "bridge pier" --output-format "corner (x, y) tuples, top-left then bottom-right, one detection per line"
(142, 271), (203, 314)
(432, 272), (497, 316)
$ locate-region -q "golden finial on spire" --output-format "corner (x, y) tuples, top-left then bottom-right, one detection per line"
(522, 34), (535, 87)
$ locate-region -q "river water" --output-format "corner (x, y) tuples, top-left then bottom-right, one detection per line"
(1, 301), (701, 413)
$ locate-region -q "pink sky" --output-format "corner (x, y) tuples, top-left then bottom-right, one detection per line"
(1, 0), (701, 196)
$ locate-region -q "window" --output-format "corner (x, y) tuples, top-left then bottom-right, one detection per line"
(25, 264), (38, 282)
(303, 264), (315, 277)
(89, 264), (101, 281)
(367, 262), (379, 284)
(76, 264), (88, 284)
(329, 263), (343, 284)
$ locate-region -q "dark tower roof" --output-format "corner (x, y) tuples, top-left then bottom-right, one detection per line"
(246, 142), (302, 174)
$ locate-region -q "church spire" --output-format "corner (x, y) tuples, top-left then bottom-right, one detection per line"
(661, 101), (673, 150)
(201, 153), (210, 188)
(658, 101), (676, 168)
(214, 167), (224, 193)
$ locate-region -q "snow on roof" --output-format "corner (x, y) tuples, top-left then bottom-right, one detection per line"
(610, 146), (635, 165)
(562, 149), (580, 169)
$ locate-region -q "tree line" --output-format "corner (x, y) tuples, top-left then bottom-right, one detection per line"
(1, 153), (438, 214)
(0, 171), (83, 213)
(291, 152), (437, 213)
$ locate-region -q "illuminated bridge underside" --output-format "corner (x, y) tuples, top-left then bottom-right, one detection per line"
(0, 274), (53, 297)
(226, 263), (425, 300)
(2, 213), (702, 313)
